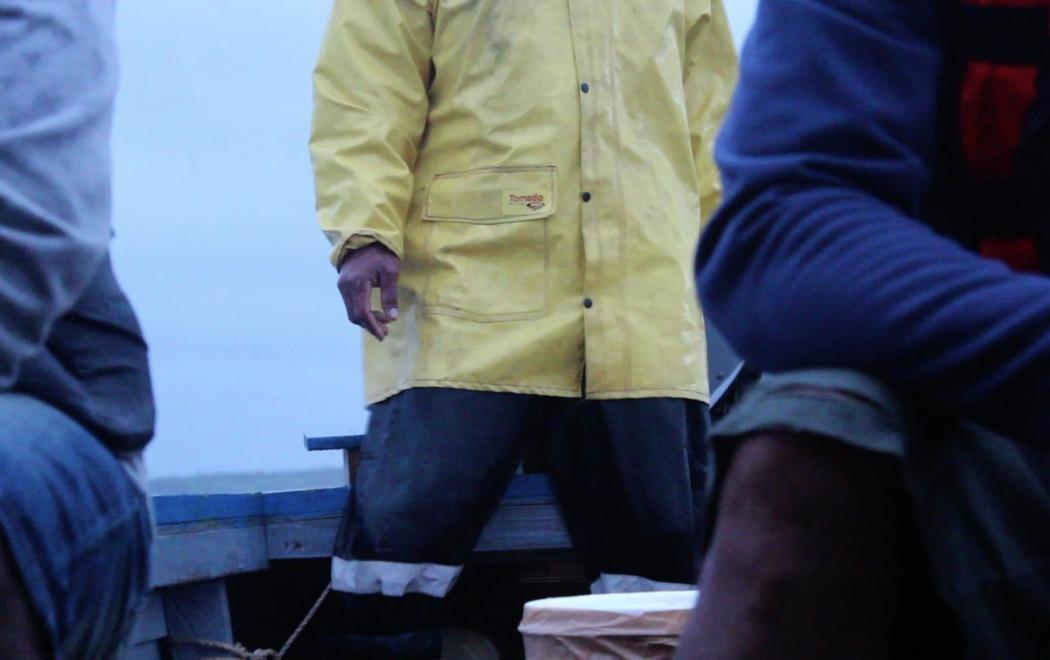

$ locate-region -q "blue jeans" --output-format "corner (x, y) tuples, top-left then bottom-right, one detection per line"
(0, 394), (152, 659)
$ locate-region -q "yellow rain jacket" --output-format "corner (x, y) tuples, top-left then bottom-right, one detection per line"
(311, 0), (737, 404)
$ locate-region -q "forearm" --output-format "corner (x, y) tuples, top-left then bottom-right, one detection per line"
(700, 184), (1050, 439)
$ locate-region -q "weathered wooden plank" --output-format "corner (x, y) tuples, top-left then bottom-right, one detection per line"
(261, 475), (553, 517)
(162, 579), (234, 660)
(151, 523), (268, 587)
(267, 516), (341, 560)
(260, 475), (554, 521)
(476, 502), (572, 552)
(148, 475), (564, 586)
(262, 487), (345, 518)
(154, 492), (264, 526)
(303, 434), (365, 452)
(267, 500), (569, 560)
(127, 592), (167, 645)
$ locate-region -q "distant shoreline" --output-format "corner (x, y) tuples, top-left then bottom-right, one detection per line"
(149, 467), (346, 495)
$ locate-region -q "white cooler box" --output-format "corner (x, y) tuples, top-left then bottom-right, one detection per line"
(518, 590), (699, 659)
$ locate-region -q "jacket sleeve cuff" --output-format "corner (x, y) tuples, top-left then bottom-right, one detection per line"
(329, 231), (404, 269)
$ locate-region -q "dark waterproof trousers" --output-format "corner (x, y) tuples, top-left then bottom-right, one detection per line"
(331, 388), (710, 601)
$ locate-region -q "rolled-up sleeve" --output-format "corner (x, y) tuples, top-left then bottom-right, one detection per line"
(698, 0), (1050, 441)
(0, 0), (117, 387)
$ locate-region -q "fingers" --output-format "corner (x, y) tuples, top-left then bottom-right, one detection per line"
(338, 274), (387, 341)
(336, 245), (401, 341)
(379, 268), (400, 323)
(354, 279), (387, 340)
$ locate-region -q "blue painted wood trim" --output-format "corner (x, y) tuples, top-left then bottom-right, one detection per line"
(303, 434), (365, 451)
(262, 487), (346, 518)
(151, 476), (565, 584)
(154, 474), (556, 527)
(154, 493), (264, 526)
(258, 475), (555, 519)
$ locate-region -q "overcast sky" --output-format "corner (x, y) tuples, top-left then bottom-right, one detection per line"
(110, 1), (760, 478)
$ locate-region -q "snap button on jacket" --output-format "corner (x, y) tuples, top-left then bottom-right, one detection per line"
(310, 0), (738, 404)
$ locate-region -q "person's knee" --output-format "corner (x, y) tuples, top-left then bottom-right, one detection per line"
(719, 432), (900, 532)
(710, 432), (905, 592)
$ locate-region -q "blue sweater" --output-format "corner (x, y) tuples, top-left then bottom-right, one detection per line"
(697, 0), (1050, 441)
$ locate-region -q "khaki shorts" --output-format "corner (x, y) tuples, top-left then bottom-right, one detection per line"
(712, 369), (1050, 659)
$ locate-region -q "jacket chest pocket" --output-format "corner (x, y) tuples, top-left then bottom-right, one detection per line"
(421, 166), (556, 322)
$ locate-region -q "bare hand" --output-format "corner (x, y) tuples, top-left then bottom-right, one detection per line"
(337, 244), (400, 341)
